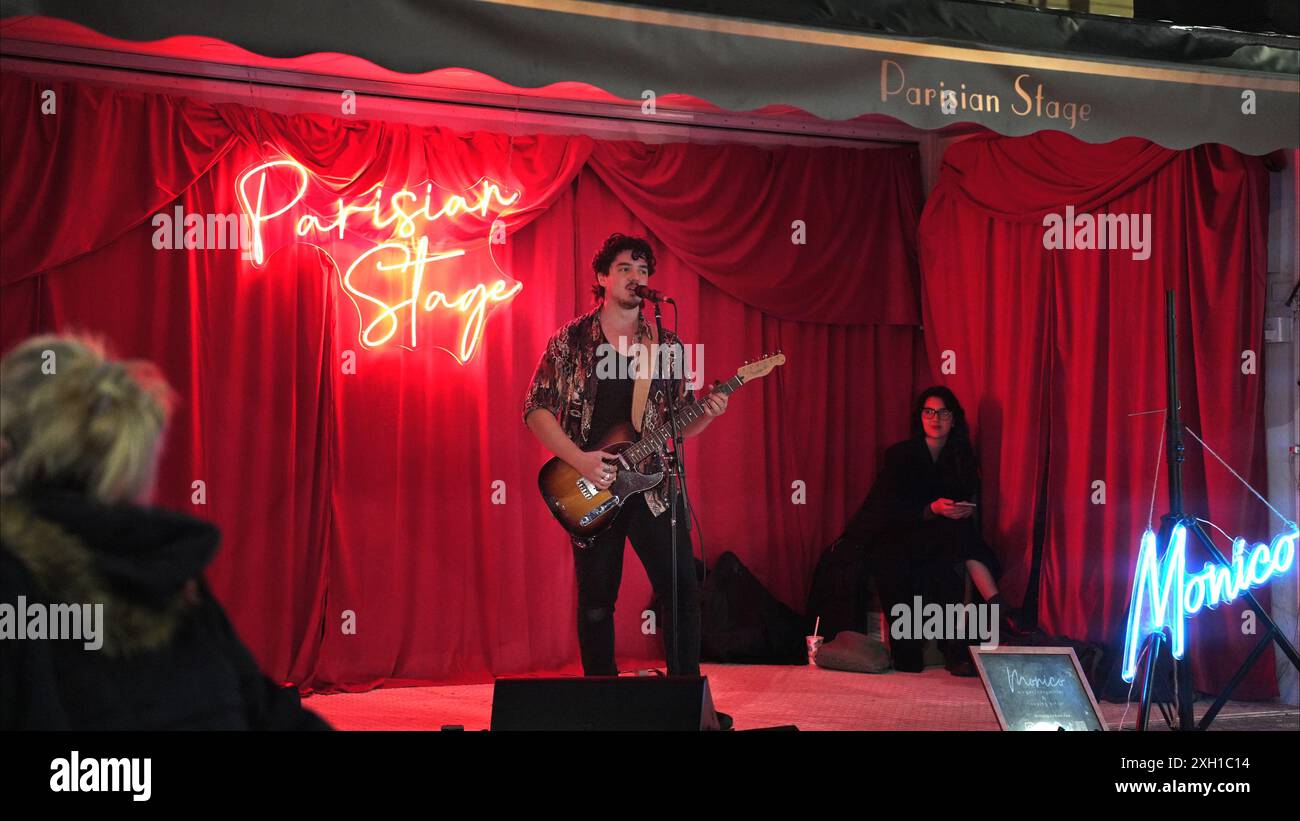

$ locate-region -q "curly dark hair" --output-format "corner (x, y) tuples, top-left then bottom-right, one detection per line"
(910, 385), (971, 441)
(915, 387), (977, 496)
(591, 233), (656, 301)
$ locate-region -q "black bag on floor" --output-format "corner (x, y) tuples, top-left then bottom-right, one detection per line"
(700, 551), (811, 665)
(1095, 639), (1177, 706)
(998, 631), (1117, 701)
(804, 538), (871, 642)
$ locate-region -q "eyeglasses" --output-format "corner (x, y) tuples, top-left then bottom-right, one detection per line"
(921, 408), (953, 420)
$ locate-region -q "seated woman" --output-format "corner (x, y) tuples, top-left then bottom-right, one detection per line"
(841, 386), (1021, 676)
(0, 335), (328, 729)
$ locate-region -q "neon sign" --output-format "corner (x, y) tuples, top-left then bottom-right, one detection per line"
(236, 158), (523, 362)
(1121, 522), (1298, 682)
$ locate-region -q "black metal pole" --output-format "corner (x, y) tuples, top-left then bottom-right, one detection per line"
(652, 300), (680, 675)
(1185, 520), (1300, 729)
(1164, 291), (1184, 520)
(1188, 521), (1300, 670)
(1197, 632), (1275, 730)
(1163, 290), (1198, 731)
(1136, 631), (1163, 732)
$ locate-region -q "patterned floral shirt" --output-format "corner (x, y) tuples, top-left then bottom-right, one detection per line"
(523, 305), (695, 533)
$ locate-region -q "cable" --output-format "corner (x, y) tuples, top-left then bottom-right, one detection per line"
(1117, 637), (1179, 731)
(1169, 659), (1181, 730)
(1194, 517), (1234, 544)
(1147, 420), (1166, 532)
(1184, 425), (1297, 530)
(1158, 700), (1175, 729)
(690, 487), (707, 582)
(1118, 639), (1148, 731)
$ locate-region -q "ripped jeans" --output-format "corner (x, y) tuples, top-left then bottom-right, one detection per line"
(571, 493), (700, 676)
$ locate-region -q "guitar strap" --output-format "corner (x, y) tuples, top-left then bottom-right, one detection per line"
(630, 322), (658, 433)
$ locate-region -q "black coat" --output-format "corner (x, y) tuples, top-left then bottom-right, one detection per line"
(841, 436), (1000, 576)
(0, 490), (329, 730)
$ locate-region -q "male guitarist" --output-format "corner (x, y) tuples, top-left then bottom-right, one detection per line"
(523, 233), (727, 679)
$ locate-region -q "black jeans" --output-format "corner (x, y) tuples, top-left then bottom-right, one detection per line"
(571, 493), (700, 676)
(871, 549), (967, 673)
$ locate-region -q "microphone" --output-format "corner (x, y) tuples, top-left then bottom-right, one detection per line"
(633, 284), (672, 303)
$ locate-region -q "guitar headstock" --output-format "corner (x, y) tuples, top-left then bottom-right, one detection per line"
(736, 352), (786, 383)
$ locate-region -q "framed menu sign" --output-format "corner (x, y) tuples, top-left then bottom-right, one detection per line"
(971, 646), (1106, 731)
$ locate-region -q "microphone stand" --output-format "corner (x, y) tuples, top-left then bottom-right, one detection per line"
(652, 297), (684, 675)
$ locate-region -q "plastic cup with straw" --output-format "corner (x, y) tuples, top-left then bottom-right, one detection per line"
(806, 617), (823, 665)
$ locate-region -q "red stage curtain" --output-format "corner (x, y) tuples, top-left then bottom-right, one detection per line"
(1, 74), (593, 685)
(0, 72), (923, 690)
(587, 140), (922, 326)
(1, 75), (236, 283)
(921, 132), (1274, 698)
(0, 75), (589, 285)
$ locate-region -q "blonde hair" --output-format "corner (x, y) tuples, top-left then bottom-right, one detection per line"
(0, 335), (175, 503)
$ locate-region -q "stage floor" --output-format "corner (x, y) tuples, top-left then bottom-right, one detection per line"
(302, 664), (1300, 731)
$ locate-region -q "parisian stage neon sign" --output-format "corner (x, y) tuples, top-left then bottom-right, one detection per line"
(1121, 522), (1298, 682)
(236, 157), (523, 362)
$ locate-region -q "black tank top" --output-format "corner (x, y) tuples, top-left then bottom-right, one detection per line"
(587, 350), (635, 447)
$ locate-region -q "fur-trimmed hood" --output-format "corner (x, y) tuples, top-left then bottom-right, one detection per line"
(0, 491), (220, 655)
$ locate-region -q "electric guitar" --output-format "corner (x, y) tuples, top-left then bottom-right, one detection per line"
(537, 353), (786, 539)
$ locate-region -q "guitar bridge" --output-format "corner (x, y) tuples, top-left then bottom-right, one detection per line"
(580, 497), (620, 527)
(576, 477), (598, 500)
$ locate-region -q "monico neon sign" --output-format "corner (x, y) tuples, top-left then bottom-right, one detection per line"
(1121, 522), (1297, 682)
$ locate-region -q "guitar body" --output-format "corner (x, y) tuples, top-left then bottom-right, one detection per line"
(535, 351), (784, 542)
(537, 421), (664, 539)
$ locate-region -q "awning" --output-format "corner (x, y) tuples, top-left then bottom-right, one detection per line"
(2, 0), (1297, 153)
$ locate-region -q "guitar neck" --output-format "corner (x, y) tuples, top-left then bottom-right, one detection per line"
(623, 374), (745, 464)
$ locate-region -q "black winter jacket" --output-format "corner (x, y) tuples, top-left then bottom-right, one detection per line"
(0, 490), (328, 730)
